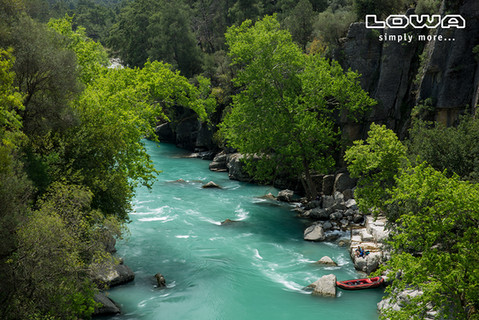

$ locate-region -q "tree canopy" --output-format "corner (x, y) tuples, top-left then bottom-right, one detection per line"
(220, 15), (375, 197)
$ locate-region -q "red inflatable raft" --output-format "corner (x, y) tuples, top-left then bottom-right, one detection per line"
(336, 276), (384, 290)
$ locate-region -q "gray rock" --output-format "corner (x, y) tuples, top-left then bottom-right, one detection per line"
(316, 256), (338, 266)
(329, 211), (343, 220)
(342, 188), (354, 200)
(353, 252), (381, 274)
(322, 221), (333, 231)
(308, 274), (337, 297)
(304, 223), (326, 241)
(353, 214), (364, 224)
(322, 195), (335, 209)
(202, 181), (221, 189)
(322, 175), (335, 195)
(304, 200), (322, 210)
(309, 207), (331, 220)
(334, 173), (356, 193)
(227, 153), (251, 182)
(344, 199), (357, 209)
(94, 263), (135, 287)
(93, 293), (120, 315)
(333, 191), (344, 201)
(343, 208), (355, 217)
(277, 189), (294, 202)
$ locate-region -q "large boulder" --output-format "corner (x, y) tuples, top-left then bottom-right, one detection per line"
(308, 274), (337, 297)
(352, 251), (382, 274)
(93, 293), (120, 315)
(307, 207), (331, 220)
(277, 189), (294, 202)
(93, 262), (135, 288)
(316, 256), (338, 266)
(304, 223), (325, 241)
(226, 153), (251, 182)
(333, 173), (356, 193)
(209, 151), (228, 172)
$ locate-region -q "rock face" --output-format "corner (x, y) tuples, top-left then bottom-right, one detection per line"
(340, 1), (479, 137)
(155, 105), (217, 152)
(308, 274), (337, 297)
(416, 0), (479, 126)
(93, 293), (120, 315)
(304, 223), (325, 241)
(226, 153), (252, 182)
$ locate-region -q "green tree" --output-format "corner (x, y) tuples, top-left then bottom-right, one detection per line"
(48, 15), (109, 85)
(345, 123), (408, 217)
(313, 7), (356, 49)
(283, 0), (315, 51)
(220, 15), (375, 198)
(378, 163), (479, 319)
(408, 118), (479, 182)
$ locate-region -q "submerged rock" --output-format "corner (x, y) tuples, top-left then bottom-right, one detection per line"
(202, 181), (221, 189)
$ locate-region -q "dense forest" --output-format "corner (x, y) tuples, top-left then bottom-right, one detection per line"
(1, 0), (478, 319)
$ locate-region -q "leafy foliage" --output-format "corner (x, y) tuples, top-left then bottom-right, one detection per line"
(220, 15), (375, 197)
(378, 163), (479, 319)
(345, 123), (408, 217)
(408, 118), (479, 182)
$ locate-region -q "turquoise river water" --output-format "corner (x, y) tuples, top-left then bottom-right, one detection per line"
(104, 141), (384, 319)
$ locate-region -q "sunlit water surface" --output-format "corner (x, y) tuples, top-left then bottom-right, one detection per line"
(104, 141), (384, 319)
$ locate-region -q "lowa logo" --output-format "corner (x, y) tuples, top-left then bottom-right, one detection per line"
(365, 14), (466, 29)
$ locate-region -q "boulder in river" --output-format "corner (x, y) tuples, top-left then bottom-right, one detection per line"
(93, 262), (135, 288)
(316, 256), (338, 266)
(93, 293), (121, 315)
(277, 189), (294, 202)
(304, 223), (325, 241)
(202, 181), (222, 189)
(308, 274), (337, 297)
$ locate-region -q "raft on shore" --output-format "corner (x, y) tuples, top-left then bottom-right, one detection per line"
(336, 276), (384, 290)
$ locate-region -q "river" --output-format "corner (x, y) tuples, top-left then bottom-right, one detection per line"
(104, 141), (384, 319)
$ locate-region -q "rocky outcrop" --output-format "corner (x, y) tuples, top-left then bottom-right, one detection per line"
(349, 216), (390, 274)
(155, 106), (217, 152)
(226, 153), (252, 182)
(277, 189), (294, 202)
(416, 0), (479, 126)
(93, 293), (120, 316)
(308, 274), (337, 297)
(209, 151), (228, 172)
(92, 261), (135, 288)
(340, 1), (479, 137)
(304, 223), (325, 241)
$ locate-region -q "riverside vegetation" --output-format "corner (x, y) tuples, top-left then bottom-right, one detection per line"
(1, 0), (478, 319)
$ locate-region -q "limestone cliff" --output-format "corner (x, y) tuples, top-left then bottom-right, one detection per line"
(339, 0), (479, 139)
